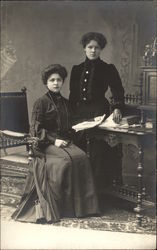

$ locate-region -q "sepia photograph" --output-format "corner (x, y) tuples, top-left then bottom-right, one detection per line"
(0, 0), (156, 249)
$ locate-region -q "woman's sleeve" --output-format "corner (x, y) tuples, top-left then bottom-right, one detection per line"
(69, 65), (77, 114)
(108, 64), (125, 112)
(30, 99), (54, 147)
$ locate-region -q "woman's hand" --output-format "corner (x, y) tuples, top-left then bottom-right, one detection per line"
(55, 139), (68, 148)
(113, 109), (122, 124)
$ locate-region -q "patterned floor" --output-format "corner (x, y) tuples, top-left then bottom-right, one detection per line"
(1, 191), (156, 234)
(1, 203), (156, 234)
(0, 165), (156, 235)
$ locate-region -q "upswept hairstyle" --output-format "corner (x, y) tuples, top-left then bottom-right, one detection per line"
(42, 64), (68, 85)
(81, 32), (107, 49)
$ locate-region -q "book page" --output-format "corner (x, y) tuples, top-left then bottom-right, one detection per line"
(72, 114), (106, 132)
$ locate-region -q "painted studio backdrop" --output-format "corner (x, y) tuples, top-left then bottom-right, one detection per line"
(1, 0), (156, 196)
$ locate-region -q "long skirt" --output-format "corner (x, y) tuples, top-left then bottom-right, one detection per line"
(12, 143), (100, 223)
(73, 129), (123, 194)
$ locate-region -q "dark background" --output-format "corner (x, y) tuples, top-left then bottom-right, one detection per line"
(1, 0), (156, 114)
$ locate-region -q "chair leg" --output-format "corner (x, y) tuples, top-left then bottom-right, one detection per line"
(3, 148), (8, 156)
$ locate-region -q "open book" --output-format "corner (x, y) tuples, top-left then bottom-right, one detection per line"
(72, 113), (138, 132)
(99, 113), (139, 129)
(99, 113), (122, 128)
(72, 114), (106, 132)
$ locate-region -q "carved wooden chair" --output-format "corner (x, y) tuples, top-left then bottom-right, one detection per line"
(0, 87), (34, 178)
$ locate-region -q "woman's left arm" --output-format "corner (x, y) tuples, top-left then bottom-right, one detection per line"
(108, 64), (125, 123)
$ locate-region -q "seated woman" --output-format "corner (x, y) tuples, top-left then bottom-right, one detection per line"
(12, 64), (100, 224)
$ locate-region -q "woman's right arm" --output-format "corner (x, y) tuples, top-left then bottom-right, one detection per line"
(30, 98), (51, 148)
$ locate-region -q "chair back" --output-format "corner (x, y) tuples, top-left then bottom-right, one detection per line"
(0, 88), (29, 133)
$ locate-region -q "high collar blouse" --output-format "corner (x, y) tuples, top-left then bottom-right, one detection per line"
(30, 91), (71, 148)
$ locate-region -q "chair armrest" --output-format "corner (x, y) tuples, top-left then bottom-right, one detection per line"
(0, 130), (30, 149)
(0, 130), (39, 163)
(0, 130), (28, 138)
(27, 137), (39, 162)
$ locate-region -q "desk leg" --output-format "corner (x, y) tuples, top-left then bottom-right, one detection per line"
(134, 143), (144, 227)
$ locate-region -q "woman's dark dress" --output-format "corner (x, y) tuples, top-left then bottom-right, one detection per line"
(12, 91), (100, 223)
(69, 57), (125, 192)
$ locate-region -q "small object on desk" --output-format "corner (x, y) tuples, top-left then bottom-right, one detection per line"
(129, 124), (141, 128)
(145, 121), (153, 129)
(121, 115), (140, 125)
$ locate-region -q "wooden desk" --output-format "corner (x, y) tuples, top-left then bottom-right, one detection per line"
(86, 126), (156, 227)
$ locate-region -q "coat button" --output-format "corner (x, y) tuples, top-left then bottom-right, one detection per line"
(86, 71), (89, 74)
(83, 88), (86, 91)
(83, 97), (87, 101)
(84, 79), (87, 82)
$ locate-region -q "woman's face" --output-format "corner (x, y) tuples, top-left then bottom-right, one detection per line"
(84, 40), (102, 60)
(47, 73), (63, 93)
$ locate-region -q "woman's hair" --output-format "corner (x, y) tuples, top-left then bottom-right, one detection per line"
(81, 32), (107, 49)
(42, 64), (68, 85)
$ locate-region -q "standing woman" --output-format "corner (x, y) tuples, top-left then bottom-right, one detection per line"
(12, 64), (100, 224)
(69, 32), (125, 193)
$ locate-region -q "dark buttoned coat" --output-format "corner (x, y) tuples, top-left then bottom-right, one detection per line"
(69, 57), (124, 122)
(69, 58), (124, 191)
